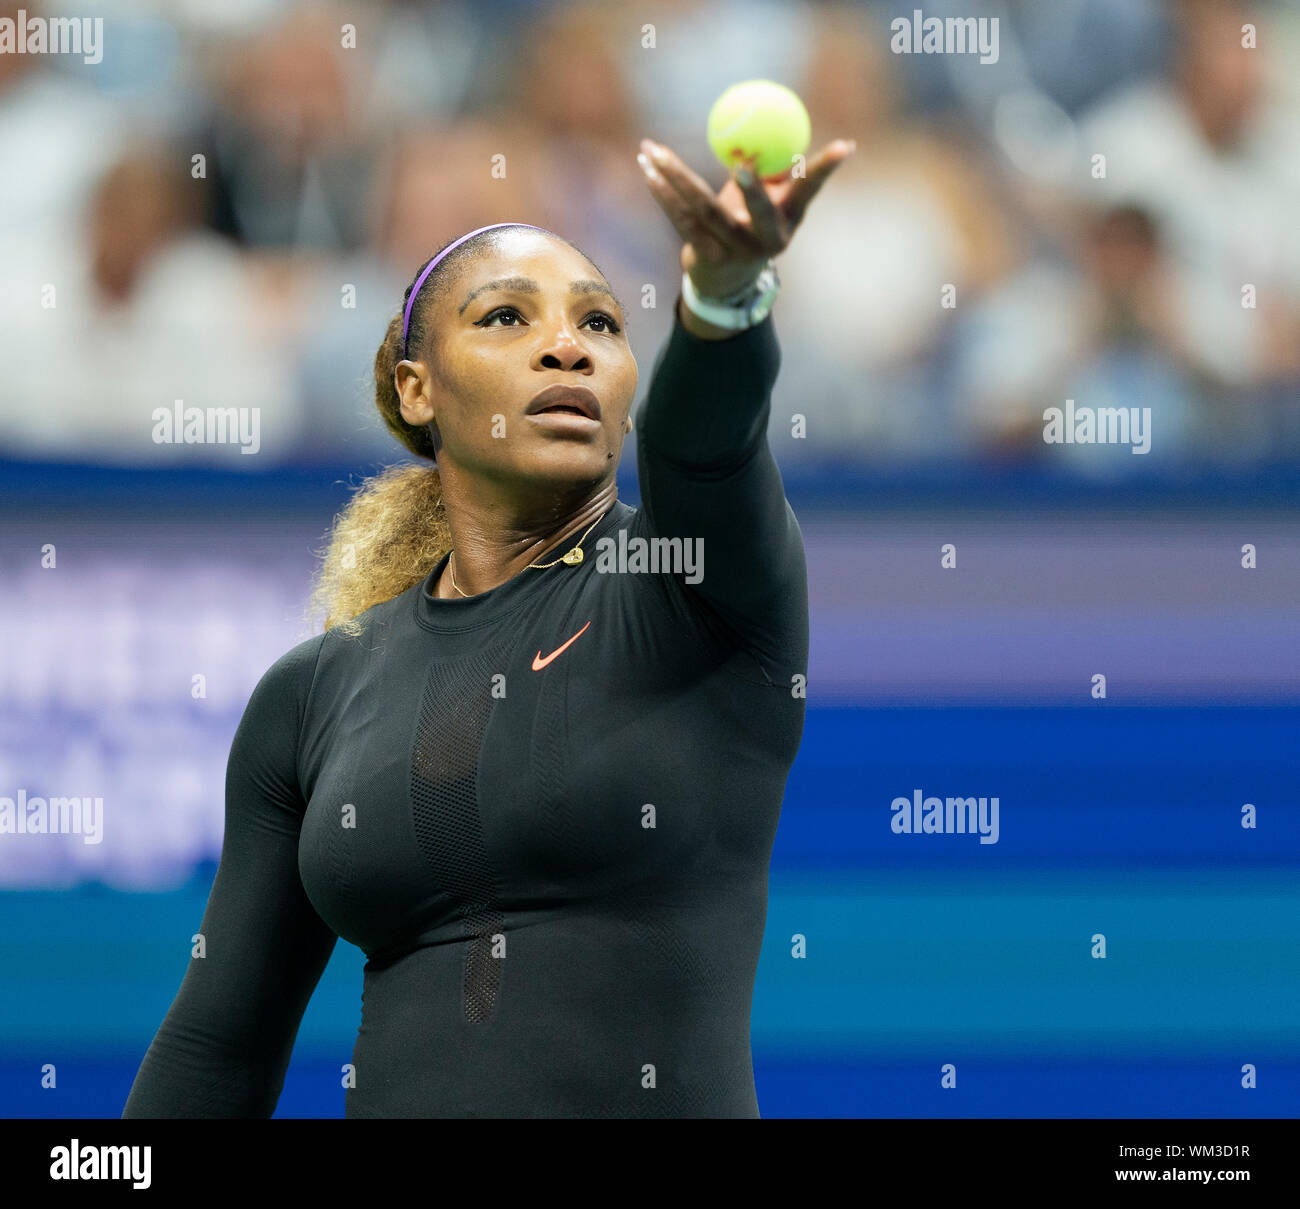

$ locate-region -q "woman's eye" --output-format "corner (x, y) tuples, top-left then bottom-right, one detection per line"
(478, 306), (522, 327)
(476, 307), (621, 334)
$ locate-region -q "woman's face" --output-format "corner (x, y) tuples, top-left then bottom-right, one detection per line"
(400, 229), (638, 498)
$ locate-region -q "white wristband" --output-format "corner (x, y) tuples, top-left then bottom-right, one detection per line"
(681, 260), (780, 331)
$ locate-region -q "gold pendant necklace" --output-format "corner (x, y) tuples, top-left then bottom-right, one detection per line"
(447, 505), (610, 597)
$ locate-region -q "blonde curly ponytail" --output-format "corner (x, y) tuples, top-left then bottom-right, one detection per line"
(307, 310), (451, 635)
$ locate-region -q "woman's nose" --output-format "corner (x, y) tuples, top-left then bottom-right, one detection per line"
(538, 326), (590, 370)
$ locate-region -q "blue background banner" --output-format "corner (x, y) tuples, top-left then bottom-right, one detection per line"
(1, 462), (1295, 1118)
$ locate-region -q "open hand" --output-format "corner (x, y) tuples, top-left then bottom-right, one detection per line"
(638, 136), (856, 299)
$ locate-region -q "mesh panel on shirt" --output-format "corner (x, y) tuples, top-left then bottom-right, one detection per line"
(409, 644), (510, 1023)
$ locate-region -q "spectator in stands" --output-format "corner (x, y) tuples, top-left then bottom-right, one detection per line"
(768, 3), (1015, 461)
(0, 144), (299, 462)
(1069, 0), (1300, 456)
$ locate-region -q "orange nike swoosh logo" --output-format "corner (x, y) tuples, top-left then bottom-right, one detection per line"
(532, 620), (591, 670)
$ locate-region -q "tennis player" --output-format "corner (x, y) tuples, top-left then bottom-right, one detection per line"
(123, 134), (855, 1118)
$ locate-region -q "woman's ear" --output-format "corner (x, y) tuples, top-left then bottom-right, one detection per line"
(395, 360), (435, 427)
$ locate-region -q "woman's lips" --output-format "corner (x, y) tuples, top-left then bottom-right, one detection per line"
(526, 383), (602, 421)
(525, 409), (601, 430)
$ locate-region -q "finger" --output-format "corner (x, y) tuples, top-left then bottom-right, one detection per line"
(732, 161), (788, 251)
(639, 152), (727, 258)
(650, 145), (756, 255)
(642, 139), (764, 258)
(782, 138), (855, 226)
(783, 138), (855, 227)
(638, 152), (728, 260)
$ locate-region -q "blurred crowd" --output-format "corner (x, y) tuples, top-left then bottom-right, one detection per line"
(1, 0), (1298, 474)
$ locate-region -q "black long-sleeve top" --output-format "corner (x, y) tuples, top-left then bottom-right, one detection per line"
(122, 300), (808, 1118)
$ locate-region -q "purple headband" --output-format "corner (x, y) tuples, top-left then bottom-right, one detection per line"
(401, 222), (546, 359)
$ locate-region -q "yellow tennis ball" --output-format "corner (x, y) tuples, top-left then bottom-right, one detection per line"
(707, 79), (811, 178)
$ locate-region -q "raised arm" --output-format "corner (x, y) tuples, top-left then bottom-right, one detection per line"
(123, 635), (336, 1118)
(633, 135), (854, 677)
(635, 299), (803, 675)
